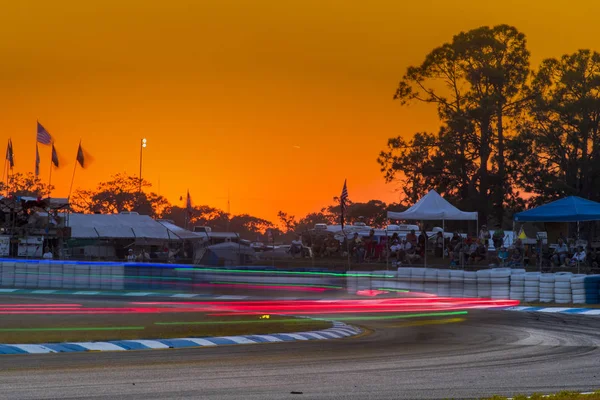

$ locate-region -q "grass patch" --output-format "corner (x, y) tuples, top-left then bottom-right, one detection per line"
(481, 390), (600, 399)
(0, 313), (331, 344)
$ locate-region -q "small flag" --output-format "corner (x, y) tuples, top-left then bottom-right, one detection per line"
(76, 141), (93, 168)
(36, 122), (52, 145)
(518, 227), (527, 240)
(6, 139), (14, 169)
(186, 190), (192, 215)
(51, 144), (59, 168)
(340, 179), (348, 229)
(35, 143), (40, 176)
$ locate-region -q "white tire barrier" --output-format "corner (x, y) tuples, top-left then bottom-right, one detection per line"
(437, 269), (450, 296)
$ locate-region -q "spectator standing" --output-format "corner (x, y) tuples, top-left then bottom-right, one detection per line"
(434, 232), (444, 258)
(492, 225), (505, 250)
(290, 235), (303, 258)
(479, 225), (491, 247)
(42, 247), (53, 260)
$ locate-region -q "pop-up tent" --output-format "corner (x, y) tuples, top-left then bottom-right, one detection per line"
(387, 190), (478, 221)
(514, 196), (600, 222)
(386, 190), (478, 265)
(513, 196), (600, 272)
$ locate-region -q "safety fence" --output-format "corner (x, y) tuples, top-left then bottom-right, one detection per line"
(0, 260), (599, 304)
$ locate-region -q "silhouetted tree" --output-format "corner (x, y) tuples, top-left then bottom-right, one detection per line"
(0, 172), (54, 198)
(70, 173), (169, 218)
(381, 24), (530, 225)
(511, 50), (600, 205)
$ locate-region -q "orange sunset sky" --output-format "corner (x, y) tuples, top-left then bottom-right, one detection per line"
(1, 0), (599, 223)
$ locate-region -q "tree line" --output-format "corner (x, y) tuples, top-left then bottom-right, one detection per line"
(1, 172), (401, 241)
(378, 24), (600, 227)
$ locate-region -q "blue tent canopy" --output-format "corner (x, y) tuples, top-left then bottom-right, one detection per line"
(514, 196), (600, 222)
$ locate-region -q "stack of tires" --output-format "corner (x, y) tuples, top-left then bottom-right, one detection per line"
(437, 269), (451, 297)
(354, 271), (372, 292)
(368, 270), (387, 291)
(584, 275), (600, 304)
(571, 274), (587, 304)
(396, 268), (411, 291)
(490, 268), (511, 300)
(509, 270), (526, 301)
(539, 273), (556, 303)
(450, 270), (464, 297)
(477, 269), (492, 298)
(1, 261), (15, 287)
(524, 272), (541, 302)
(554, 272), (573, 304)
(463, 271), (478, 297)
(424, 268), (439, 294)
(410, 268), (426, 292)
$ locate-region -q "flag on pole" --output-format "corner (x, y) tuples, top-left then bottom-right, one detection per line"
(186, 190), (192, 215)
(51, 144), (59, 168)
(36, 122), (52, 145)
(340, 179), (348, 229)
(35, 143), (40, 176)
(76, 142), (93, 168)
(77, 143), (84, 167)
(6, 139), (14, 169)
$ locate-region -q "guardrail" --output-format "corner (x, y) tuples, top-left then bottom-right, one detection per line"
(0, 260), (598, 304)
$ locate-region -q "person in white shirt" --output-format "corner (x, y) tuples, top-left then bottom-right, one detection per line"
(551, 238), (569, 266)
(569, 246), (586, 266)
(126, 249), (136, 262)
(42, 247), (53, 260)
(290, 236), (303, 258)
(479, 225), (491, 247)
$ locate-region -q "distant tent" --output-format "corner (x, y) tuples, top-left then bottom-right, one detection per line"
(387, 190), (478, 221)
(513, 196), (600, 222)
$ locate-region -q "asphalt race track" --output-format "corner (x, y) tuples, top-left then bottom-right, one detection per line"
(1, 303), (600, 399)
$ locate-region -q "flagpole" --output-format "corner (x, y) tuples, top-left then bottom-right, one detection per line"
(184, 191), (188, 230)
(68, 140), (80, 201)
(2, 140), (7, 194)
(48, 141), (54, 197)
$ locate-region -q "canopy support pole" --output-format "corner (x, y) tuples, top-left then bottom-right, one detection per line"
(423, 220), (426, 269)
(386, 219), (389, 271)
(442, 219), (445, 260)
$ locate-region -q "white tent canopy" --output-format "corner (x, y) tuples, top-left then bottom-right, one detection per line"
(69, 213), (182, 241)
(156, 220), (206, 241)
(387, 190), (478, 221)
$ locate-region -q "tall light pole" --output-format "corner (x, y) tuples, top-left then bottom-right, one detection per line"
(139, 138), (147, 194)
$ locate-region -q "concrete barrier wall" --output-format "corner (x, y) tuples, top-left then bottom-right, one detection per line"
(1, 259), (599, 304)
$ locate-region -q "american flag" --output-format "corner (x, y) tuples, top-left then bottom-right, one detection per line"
(340, 179), (348, 210)
(340, 179), (348, 228)
(37, 121), (52, 145)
